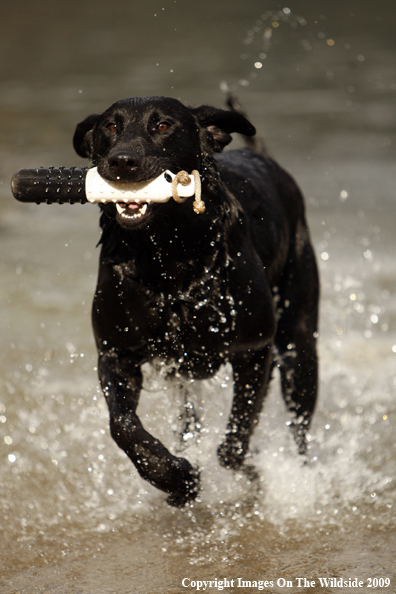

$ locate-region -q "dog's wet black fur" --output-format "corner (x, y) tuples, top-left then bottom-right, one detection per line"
(73, 96), (319, 506)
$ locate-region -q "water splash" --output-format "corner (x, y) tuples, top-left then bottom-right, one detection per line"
(220, 7), (310, 92)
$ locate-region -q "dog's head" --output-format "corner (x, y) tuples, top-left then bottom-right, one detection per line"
(73, 96), (255, 229)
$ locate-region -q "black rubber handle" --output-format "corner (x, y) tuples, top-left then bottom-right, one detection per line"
(11, 167), (89, 204)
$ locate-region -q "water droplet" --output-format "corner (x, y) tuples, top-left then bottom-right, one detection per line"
(339, 189), (348, 201)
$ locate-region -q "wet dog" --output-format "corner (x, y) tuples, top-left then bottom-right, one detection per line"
(73, 96), (319, 506)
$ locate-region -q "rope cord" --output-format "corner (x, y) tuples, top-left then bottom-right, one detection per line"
(171, 170), (205, 214)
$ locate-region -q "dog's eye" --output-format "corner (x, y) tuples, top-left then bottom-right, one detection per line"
(157, 122), (169, 132)
(106, 122), (117, 132)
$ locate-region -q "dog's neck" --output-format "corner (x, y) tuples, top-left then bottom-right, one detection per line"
(98, 177), (243, 286)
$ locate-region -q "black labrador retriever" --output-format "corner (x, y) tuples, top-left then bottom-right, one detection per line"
(73, 96), (319, 506)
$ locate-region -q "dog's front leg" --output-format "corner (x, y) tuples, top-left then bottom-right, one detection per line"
(98, 351), (200, 506)
(218, 346), (273, 470)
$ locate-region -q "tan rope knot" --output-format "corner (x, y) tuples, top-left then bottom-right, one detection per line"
(171, 170), (205, 214)
(192, 170), (205, 214)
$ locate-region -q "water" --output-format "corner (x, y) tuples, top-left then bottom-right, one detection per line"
(1, 1), (396, 592)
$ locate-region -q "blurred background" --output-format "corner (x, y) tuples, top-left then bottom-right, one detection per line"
(1, 1), (396, 592)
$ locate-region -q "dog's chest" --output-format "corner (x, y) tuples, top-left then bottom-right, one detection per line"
(94, 260), (238, 357)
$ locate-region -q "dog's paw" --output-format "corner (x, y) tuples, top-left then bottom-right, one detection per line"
(217, 436), (246, 470)
(240, 463), (260, 483)
(166, 461), (200, 507)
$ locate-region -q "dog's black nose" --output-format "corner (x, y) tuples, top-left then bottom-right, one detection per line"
(108, 149), (141, 178)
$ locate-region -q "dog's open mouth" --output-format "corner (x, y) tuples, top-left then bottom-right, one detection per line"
(115, 201), (151, 220)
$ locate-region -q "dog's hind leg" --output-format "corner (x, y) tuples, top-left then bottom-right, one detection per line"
(98, 351), (200, 506)
(275, 333), (318, 455)
(217, 345), (273, 470)
(275, 243), (319, 455)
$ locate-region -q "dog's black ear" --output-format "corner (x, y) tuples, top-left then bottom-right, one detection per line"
(191, 105), (256, 152)
(73, 114), (100, 159)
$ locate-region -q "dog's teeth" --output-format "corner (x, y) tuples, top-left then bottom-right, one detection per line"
(116, 202), (148, 219)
